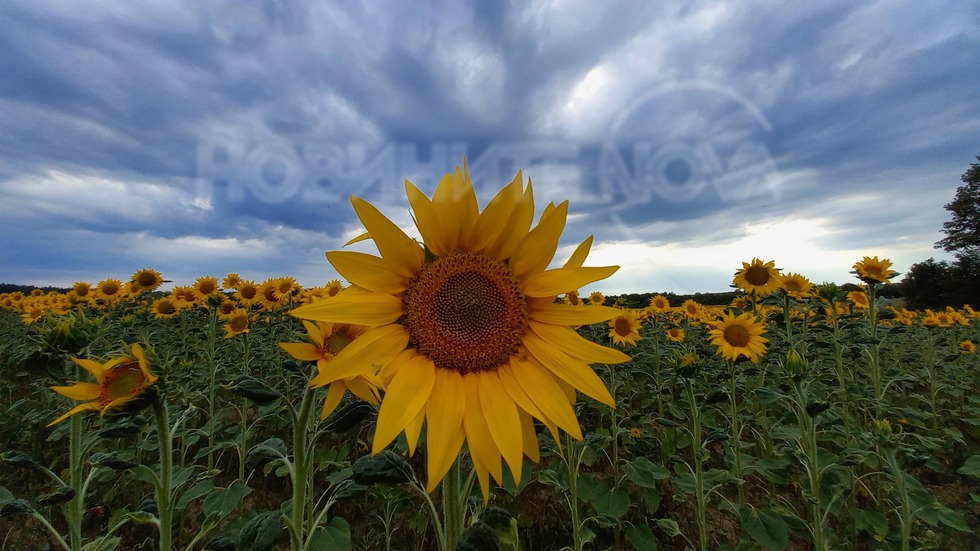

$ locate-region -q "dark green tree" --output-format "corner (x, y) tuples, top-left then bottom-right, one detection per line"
(900, 258), (953, 309)
(936, 155), (980, 260)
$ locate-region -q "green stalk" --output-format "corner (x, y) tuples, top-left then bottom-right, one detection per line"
(685, 379), (708, 551)
(67, 406), (84, 551)
(727, 361), (745, 506)
(442, 457), (466, 551)
(289, 385), (317, 551)
(152, 398), (174, 551)
(563, 433), (587, 551)
(206, 308), (218, 470)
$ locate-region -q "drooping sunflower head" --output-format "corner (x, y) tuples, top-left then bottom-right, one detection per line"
(733, 258), (781, 296)
(48, 343), (158, 426)
(131, 268), (164, 292)
(780, 272), (813, 300)
(847, 290), (870, 309)
(852, 256), (897, 284)
(290, 159), (630, 499)
(707, 311), (769, 362)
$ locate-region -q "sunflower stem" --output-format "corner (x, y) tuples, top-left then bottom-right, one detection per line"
(152, 397), (174, 551)
(289, 384), (317, 551)
(442, 456), (466, 551)
(727, 360), (745, 506)
(205, 307), (218, 471)
(67, 395), (84, 551)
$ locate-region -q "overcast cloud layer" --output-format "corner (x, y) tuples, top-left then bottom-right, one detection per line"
(1, 1), (978, 293)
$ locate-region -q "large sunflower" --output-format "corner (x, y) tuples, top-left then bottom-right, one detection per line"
(608, 309), (641, 346)
(291, 161), (629, 499)
(48, 344), (157, 426)
(131, 268), (164, 292)
(707, 311), (769, 362)
(733, 258), (781, 296)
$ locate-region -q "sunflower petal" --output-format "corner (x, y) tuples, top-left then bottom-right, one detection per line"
(508, 357), (582, 440)
(346, 377), (381, 405)
(319, 381), (347, 420)
(463, 375), (503, 485)
(72, 358), (106, 382)
(50, 382), (101, 401)
(373, 356), (436, 453)
(344, 231), (372, 246)
(489, 182), (535, 260)
(426, 370), (466, 492)
(510, 201), (568, 280)
(327, 251), (409, 295)
(479, 371), (523, 484)
(564, 236), (594, 268)
(291, 287), (404, 326)
(350, 196), (423, 277)
(406, 180), (446, 256)
(528, 321), (631, 364)
(528, 299), (624, 325)
(308, 325), (409, 387)
(471, 170), (524, 253)
(523, 331), (616, 407)
(518, 409), (541, 463)
(278, 342), (322, 363)
(522, 265), (619, 297)
(47, 402), (102, 426)
(405, 408), (425, 456)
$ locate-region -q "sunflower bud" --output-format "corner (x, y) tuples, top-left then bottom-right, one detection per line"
(785, 348), (809, 378)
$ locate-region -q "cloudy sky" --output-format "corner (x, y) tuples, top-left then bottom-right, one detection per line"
(2, 1), (978, 293)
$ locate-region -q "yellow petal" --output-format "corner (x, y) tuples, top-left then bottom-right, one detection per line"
(350, 195), (423, 278)
(479, 371), (523, 484)
(528, 299), (625, 325)
(528, 321), (632, 364)
(47, 402), (102, 426)
(463, 374), (503, 485)
(564, 236), (594, 268)
(405, 408), (425, 456)
(291, 287), (404, 327)
(278, 342), (322, 362)
(425, 369), (466, 492)
(508, 356), (582, 440)
(71, 358), (106, 383)
(344, 231), (371, 246)
(518, 409), (540, 463)
(320, 381), (347, 420)
(308, 325), (409, 387)
(346, 377), (381, 405)
(472, 454), (492, 504)
(509, 201), (568, 280)
(327, 251), (409, 295)
(522, 265), (619, 297)
(488, 182), (534, 260)
(50, 382), (101, 401)
(373, 355), (436, 453)
(471, 171), (524, 253)
(302, 320), (324, 348)
(498, 359), (562, 445)
(406, 180), (446, 257)
(523, 331), (616, 407)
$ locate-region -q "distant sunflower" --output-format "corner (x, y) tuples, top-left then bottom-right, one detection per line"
(665, 326), (686, 343)
(324, 279), (343, 297)
(170, 286), (198, 308)
(682, 299), (702, 319)
(131, 268), (164, 292)
(649, 294), (670, 312)
(279, 321), (380, 419)
(589, 291), (605, 306)
(151, 298), (180, 320)
(847, 290), (870, 309)
(563, 290), (582, 306)
(290, 161), (629, 499)
(780, 272), (813, 300)
(733, 258), (781, 296)
(235, 280), (260, 306)
(48, 344), (157, 426)
(258, 279), (284, 310)
(273, 276), (299, 301)
(96, 279), (124, 304)
(223, 309), (251, 338)
(961, 340), (976, 354)
(853, 256), (897, 284)
(708, 311), (769, 362)
(193, 276), (221, 301)
(223, 273), (242, 290)
(71, 282), (94, 302)
(608, 310), (641, 346)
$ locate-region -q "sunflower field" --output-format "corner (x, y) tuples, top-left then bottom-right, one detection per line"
(1, 165), (979, 551)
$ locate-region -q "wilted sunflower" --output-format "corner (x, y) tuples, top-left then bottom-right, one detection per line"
(608, 310), (641, 346)
(131, 268), (164, 292)
(48, 344), (157, 426)
(733, 258), (781, 296)
(290, 161), (629, 499)
(780, 272), (813, 300)
(707, 311), (769, 362)
(279, 321), (381, 419)
(853, 256), (897, 284)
